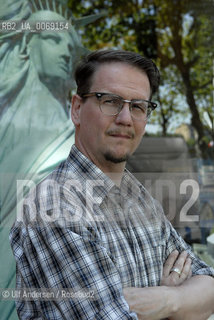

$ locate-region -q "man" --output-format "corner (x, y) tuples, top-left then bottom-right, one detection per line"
(10, 49), (214, 319)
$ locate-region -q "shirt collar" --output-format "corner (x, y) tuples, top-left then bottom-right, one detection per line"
(67, 145), (115, 202)
(120, 168), (142, 200)
(67, 145), (142, 203)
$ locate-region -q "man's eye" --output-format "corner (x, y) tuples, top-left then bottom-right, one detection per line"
(132, 104), (146, 112)
(132, 104), (142, 109)
(104, 98), (120, 105)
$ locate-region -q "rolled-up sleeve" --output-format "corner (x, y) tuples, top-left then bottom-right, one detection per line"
(164, 219), (214, 278)
(10, 218), (138, 320)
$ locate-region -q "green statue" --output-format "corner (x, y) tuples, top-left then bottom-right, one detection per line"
(0, 1), (103, 318)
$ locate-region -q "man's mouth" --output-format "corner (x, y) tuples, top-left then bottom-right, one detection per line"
(110, 133), (132, 139)
(107, 129), (135, 139)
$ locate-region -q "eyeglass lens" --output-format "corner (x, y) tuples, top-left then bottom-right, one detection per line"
(99, 94), (151, 120)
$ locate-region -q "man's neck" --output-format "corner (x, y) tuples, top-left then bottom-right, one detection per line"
(74, 142), (125, 187)
(104, 171), (125, 187)
(93, 160), (126, 187)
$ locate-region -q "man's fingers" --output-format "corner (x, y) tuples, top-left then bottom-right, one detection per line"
(161, 250), (192, 287)
(162, 250), (179, 277)
(163, 250), (191, 277)
(179, 257), (192, 282)
(170, 251), (188, 277)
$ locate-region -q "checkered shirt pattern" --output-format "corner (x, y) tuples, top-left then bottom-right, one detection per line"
(10, 145), (214, 319)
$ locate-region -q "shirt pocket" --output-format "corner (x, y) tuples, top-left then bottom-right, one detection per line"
(134, 235), (166, 287)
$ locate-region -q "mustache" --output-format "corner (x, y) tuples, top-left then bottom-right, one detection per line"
(106, 128), (135, 139)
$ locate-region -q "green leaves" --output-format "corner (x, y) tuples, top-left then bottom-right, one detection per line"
(68, 0), (213, 157)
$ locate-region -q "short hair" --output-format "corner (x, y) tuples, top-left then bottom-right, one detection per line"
(74, 49), (160, 97)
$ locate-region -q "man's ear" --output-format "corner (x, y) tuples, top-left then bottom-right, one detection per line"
(71, 94), (82, 126)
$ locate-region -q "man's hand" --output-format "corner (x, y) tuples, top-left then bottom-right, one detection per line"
(161, 250), (192, 286)
(123, 251), (192, 319)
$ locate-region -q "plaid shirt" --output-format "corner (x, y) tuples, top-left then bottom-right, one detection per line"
(10, 145), (214, 320)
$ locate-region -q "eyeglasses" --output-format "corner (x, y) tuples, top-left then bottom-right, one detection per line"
(81, 92), (157, 121)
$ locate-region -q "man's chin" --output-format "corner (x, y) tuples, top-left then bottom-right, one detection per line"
(104, 152), (130, 164)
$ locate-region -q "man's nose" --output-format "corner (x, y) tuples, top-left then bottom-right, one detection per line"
(115, 102), (133, 125)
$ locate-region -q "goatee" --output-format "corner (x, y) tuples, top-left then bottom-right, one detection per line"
(104, 152), (130, 163)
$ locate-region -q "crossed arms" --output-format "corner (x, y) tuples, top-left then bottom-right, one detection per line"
(124, 250), (214, 320)
(10, 180), (214, 320)
(11, 219), (214, 320)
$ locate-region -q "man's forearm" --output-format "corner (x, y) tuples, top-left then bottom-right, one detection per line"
(170, 275), (214, 320)
(123, 286), (180, 320)
(124, 275), (214, 320)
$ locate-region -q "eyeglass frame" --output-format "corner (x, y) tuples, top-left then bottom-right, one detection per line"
(80, 92), (158, 120)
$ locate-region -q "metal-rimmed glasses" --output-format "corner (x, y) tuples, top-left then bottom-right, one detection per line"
(81, 92), (157, 121)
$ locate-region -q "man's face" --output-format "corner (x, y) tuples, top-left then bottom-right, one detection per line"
(72, 62), (151, 170)
(29, 31), (74, 81)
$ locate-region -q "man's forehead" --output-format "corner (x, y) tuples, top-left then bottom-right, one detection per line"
(90, 61), (151, 98)
(93, 62), (147, 82)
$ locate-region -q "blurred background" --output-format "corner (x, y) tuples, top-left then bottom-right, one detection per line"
(68, 0), (214, 251)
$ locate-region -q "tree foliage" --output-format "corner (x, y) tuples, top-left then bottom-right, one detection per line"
(68, 0), (214, 158)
